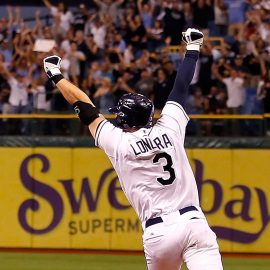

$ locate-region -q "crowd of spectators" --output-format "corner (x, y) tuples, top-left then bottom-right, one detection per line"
(0, 0), (270, 135)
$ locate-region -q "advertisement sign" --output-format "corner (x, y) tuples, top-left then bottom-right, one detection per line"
(0, 147), (269, 252)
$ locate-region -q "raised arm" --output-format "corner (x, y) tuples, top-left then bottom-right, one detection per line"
(167, 28), (203, 109)
(14, 6), (22, 26)
(6, 6), (13, 30)
(42, 0), (53, 10)
(137, 0), (143, 14)
(33, 10), (42, 35)
(211, 62), (224, 82)
(43, 56), (105, 138)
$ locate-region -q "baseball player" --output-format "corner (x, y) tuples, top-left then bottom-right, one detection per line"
(43, 28), (223, 270)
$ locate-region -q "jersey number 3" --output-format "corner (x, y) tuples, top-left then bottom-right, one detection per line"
(153, 152), (176, 185)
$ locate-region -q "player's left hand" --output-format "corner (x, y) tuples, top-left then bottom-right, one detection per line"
(43, 55), (62, 79)
(182, 28), (204, 51)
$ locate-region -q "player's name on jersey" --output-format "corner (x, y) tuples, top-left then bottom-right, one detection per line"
(130, 133), (173, 156)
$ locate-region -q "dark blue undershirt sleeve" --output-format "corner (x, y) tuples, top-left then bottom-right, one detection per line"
(167, 50), (199, 109)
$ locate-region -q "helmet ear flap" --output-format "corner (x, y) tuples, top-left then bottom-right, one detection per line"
(108, 106), (119, 114)
(115, 113), (128, 129)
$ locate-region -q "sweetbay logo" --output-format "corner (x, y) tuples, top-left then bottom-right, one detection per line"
(18, 154), (270, 243)
(194, 159), (270, 244)
(18, 154), (139, 236)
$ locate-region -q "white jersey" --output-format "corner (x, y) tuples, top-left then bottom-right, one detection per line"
(95, 101), (200, 223)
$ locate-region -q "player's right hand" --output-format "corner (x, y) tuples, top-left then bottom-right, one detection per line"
(182, 28), (204, 51)
(43, 55), (62, 79)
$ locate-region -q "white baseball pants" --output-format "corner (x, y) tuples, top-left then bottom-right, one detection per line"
(143, 210), (223, 270)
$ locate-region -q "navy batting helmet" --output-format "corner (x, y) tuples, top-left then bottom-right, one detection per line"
(109, 93), (154, 129)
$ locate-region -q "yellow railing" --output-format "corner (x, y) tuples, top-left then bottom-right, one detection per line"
(163, 37), (225, 53)
(0, 114), (78, 119)
(0, 114), (269, 120)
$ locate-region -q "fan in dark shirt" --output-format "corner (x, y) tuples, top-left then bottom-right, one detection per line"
(152, 68), (171, 112)
(163, 1), (186, 45)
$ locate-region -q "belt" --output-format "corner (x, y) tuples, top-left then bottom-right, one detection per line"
(145, 206), (198, 228)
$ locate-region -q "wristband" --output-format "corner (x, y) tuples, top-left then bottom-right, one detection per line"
(51, 74), (64, 84)
(186, 44), (201, 51)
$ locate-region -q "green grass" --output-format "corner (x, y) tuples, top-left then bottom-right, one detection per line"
(0, 253), (269, 270)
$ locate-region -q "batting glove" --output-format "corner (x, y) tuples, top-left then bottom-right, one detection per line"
(182, 28), (204, 51)
(43, 55), (62, 79)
